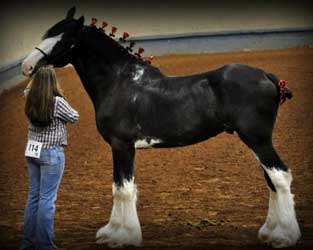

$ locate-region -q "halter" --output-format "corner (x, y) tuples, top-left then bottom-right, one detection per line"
(35, 47), (50, 61)
(34, 42), (76, 67)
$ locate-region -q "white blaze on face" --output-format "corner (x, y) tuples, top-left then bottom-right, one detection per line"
(22, 33), (64, 76)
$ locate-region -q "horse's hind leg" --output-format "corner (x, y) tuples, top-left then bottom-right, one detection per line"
(96, 138), (142, 247)
(238, 129), (300, 248)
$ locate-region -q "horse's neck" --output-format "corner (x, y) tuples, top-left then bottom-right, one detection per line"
(71, 29), (129, 109)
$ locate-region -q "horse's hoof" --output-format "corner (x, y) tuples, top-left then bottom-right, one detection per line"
(270, 224), (300, 248)
(258, 223), (271, 243)
(96, 223), (142, 248)
(258, 222), (301, 248)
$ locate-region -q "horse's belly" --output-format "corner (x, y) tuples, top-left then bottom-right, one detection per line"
(136, 122), (223, 149)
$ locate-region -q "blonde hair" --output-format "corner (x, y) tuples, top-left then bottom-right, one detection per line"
(25, 66), (64, 127)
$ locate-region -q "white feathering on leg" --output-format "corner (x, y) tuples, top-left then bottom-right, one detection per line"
(259, 167), (301, 248)
(258, 190), (278, 243)
(96, 178), (142, 248)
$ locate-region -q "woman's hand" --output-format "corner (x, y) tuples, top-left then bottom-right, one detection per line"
(26, 80), (32, 89)
(23, 80), (33, 98)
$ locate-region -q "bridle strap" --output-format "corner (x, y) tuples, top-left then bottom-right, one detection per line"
(34, 29), (83, 65)
(35, 47), (49, 61)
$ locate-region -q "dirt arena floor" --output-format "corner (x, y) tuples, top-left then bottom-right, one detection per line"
(0, 47), (313, 250)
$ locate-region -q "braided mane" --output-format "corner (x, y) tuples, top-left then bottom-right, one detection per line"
(42, 16), (152, 64)
(83, 24), (147, 64)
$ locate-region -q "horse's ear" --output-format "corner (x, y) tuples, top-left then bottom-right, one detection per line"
(77, 16), (85, 27)
(66, 6), (76, 20)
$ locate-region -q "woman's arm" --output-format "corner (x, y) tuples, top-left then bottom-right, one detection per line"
(54, 96), (79, 123)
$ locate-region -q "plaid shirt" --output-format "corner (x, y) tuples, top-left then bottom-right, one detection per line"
(27, 96), (79, 148)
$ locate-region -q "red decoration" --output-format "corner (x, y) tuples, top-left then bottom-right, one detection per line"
(138, 48), (144, 54)
(134, 48), (145, 59)
(129, 41), (135, 48)
(119, 32), (130, 42)
(91, 18), (98, 26)
(110, 26), (117, 37)
(102, 21), (108, 29)
(143, 54), (154, 64)
(279, 80), (290, 105)
(126, 41), (136, 52)
(123, 32), (130, 40)
(111, 27), (117, 34)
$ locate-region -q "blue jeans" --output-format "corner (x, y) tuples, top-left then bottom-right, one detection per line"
(21, 146), (65, 250)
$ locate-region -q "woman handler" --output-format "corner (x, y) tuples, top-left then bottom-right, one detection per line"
(21, 66), (79, 250)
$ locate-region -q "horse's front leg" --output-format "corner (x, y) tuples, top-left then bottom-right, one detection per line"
(96, 139), (142, 248)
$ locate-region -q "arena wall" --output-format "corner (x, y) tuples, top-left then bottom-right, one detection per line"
(0, 0), (312, 92)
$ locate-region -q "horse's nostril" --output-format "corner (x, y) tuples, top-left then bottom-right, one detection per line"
(30, 66), (33, 70)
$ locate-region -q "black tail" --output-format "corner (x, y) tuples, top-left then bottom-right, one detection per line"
(267, 73), (293, 105)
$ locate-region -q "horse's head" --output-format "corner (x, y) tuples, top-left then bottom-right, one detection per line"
(22, 6), (84, 77)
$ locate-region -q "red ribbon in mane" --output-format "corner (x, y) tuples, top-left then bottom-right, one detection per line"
(279, 80), (290, 105)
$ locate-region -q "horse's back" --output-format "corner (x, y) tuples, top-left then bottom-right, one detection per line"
(208, 63), (279, 107)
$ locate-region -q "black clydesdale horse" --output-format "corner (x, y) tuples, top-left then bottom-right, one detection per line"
(22, 7), (300, 248)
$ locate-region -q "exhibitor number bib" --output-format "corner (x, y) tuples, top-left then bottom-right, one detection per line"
(25, 140), (43, 158)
